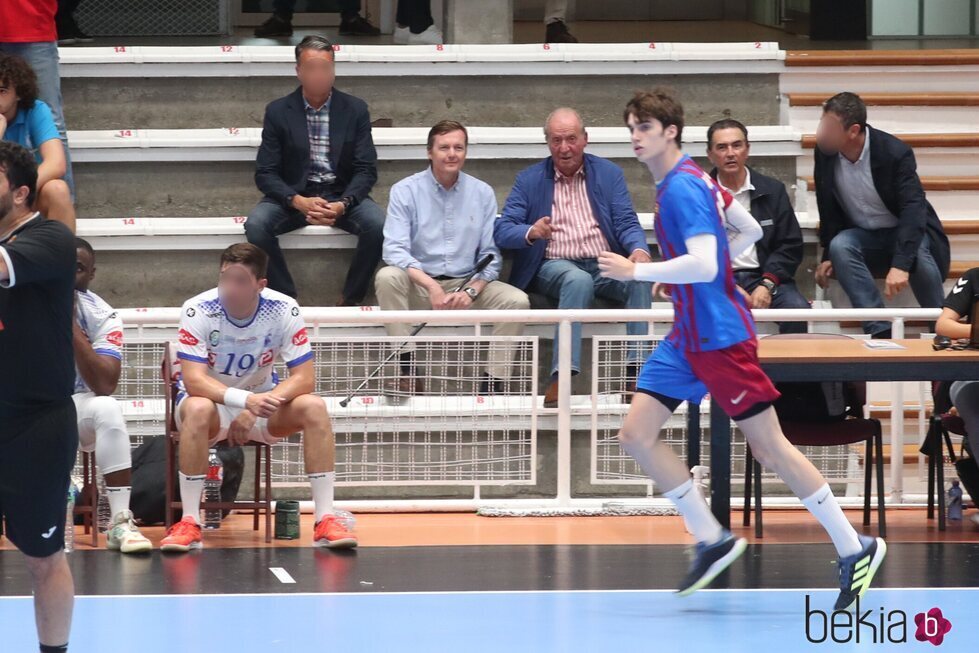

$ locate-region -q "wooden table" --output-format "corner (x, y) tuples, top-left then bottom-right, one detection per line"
(705, 339), (979, 529)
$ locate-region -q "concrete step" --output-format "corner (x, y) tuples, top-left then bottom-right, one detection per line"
(72, 154), (796, 218)
(62, 72), (781, 131)
(59, 43), (783, 129)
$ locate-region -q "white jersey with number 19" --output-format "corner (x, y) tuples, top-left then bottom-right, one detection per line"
(175, 287), (313, 395)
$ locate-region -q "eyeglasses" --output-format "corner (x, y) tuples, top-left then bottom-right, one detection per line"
(932, 336), (972, 351)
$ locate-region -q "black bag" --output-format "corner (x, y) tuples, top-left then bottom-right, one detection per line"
(130, 436), (245, 525)
(773, 381), (848, 423)
(922, 384), (979, 509)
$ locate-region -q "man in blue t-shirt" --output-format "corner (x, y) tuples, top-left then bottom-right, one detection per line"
(598, 88), (886, 611)
(0, 53), (75, 231)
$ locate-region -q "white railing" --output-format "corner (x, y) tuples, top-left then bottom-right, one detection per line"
(112, 306), (942, 512)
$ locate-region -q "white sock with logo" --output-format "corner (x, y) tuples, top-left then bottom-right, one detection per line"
(179, 472), (205, 525)
(801, 483), (863, 558)
(663, 478), (724, 546)
(105, 486), (132, 520)
(309, 471), (336, 522)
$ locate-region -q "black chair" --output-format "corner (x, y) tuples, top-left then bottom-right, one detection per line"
(744, 333), (886, 538)
(922, 380), (966, 532)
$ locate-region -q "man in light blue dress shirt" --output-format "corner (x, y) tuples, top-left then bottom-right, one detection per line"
(376, 121), (530, 396)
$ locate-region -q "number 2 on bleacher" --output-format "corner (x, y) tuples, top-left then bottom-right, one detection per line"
(220, 352), (255, 377)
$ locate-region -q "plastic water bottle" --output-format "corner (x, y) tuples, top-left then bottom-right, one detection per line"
(64, 481), (76, 553)
(333, 508), (356, 531)
(948, 480), (963, 521)
(96, 474), (111, 533)
(203, 449), (223, 530)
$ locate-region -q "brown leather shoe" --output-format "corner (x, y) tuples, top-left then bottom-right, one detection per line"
(383, 375), (425, 397)
(543, 378), (559, 408)
(545, 20), (578, 43)
(336, 296), (358, 307)
(623, 364), (642, 404)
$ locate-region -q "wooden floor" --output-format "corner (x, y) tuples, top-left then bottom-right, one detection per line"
(9, 508), (974, 551)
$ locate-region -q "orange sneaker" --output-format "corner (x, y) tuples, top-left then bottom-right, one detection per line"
(160, 516), (203, 553)
(313, 515), (358, 549)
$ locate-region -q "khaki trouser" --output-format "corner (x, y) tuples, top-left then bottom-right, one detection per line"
(374, 266), (530, 379)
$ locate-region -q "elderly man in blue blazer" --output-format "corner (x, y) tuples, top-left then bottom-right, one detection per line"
(495, 108), (652, 406)
(245, 35), (385, 305)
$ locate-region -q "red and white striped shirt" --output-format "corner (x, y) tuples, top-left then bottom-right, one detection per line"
(545, 166), (610, 260)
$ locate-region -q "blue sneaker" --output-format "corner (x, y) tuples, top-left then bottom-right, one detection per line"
(676, 530), (747, 597)
(835, 534), (887, 611)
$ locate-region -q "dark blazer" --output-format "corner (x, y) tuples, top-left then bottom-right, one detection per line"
(494, 153), (650, 291)
(813, 125), (950, 277)
(255, 86), (378, 207)
(710, 166), (803, 285)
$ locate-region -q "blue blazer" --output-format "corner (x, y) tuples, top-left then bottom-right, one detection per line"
(255, 86), (378, 207)
(494, 153), (649, 290)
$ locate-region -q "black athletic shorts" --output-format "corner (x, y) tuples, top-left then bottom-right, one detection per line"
(0, 399), (78, 558)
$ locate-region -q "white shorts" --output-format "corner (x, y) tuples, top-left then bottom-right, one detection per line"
(175, 396), (282, 446)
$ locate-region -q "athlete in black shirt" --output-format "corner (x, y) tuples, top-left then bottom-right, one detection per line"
(0, 141), (77, 653)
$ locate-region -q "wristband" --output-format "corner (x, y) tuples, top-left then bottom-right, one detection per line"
(224, 387), (253, 409)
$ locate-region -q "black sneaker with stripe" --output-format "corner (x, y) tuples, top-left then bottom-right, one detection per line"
(676, 530), (747, 597)
(835, 534), (887, 611)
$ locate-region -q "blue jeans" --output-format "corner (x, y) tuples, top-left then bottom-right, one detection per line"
(733, 269), (811, 334)
(530, 258), (651, 375)
(828, 227), (945, 335)
(0, 41), (74, 195)
(245, 195), (385, 302)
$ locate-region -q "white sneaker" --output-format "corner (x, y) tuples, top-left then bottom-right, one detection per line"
(393, 25), (410, 44)
(408, 25), (443, 45)
(106, 510), (152, 554)
(970, 513), (979, 528)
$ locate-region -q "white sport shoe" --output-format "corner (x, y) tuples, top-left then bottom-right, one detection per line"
(106, 510), (152, 554)
(970, 512), (979, 528)
(393, 25), (410, 44)
(408, 25), (443, 45)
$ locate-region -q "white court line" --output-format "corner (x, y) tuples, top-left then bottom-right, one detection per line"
(1, 587), (978, 601)
(269, 567), (296, 584)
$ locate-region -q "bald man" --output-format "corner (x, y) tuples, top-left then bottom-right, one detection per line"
(495, 108), (652, 407)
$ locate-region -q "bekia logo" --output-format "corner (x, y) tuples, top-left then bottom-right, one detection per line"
(805, 595), (952, 646)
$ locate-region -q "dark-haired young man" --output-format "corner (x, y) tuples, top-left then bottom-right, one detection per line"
(245, 35), (384, 305)
(0, 141), (77, 653)
(813, 91), (949, 338)
(599, 89), (886, 609)
(162, 243), (357, 552)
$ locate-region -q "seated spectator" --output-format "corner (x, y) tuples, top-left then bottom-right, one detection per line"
(72, 238), (151, 553)
(495, 108), (651, 407)
(706, 118), (809, 334)
(0, 0), (74, 193)
(254, 0), (380, 38)
(813, 92), (949, 338)
(0, 53), (75, 231)
(935, 266), (979, 528)
(376, 121), (529, 395)
(245, 35), (385, 305)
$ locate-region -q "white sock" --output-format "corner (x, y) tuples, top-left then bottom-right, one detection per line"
(801, 483), (863, 558)
(663, 478), (724, 545)
(179, 472), (205, 525)
(105, 485), (131, 519)
(309, 471), (336, 522)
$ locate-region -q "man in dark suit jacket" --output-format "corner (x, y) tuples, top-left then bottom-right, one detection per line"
(494, 108), (651, 406)
(245, 35), (384, 304)
(813, 92), (949, 337)
(707, 119), (810, 334)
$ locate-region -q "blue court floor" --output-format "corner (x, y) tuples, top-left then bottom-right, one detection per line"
(2, 587), (974, 652)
